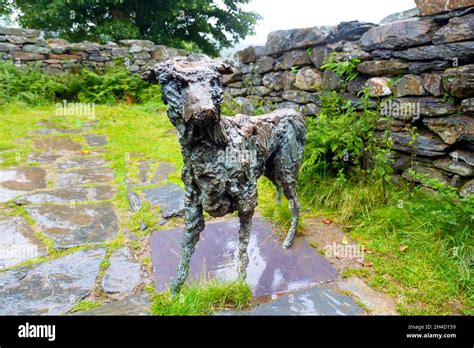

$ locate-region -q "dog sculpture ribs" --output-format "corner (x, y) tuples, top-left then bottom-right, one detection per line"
(142, 57), (306, 295)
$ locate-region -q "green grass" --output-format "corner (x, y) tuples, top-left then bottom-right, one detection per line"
(0, 101), (471, 316)
(297, 177), (472, 315)
(150, 280), (252, 316)
(69, 300), (103, 313)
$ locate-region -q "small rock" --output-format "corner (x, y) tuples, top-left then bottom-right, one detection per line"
(408, 60), (452, 74)
(322, 70), (345, 91)
(293, 67), (323, 91)
(357, 60), (408, 76)
(255, 56), (275, 74)
(54, 168), (114, 188)
(390, 131), (450, 157)
(308, 45), (331, 69)
(34, 136), (82, 152)
(402, 164), (450, 185)
(151, 162), (177, 184)
(22, 44), (50, 54)
(263, 71), (295, 91)
(460, 179), (474, 196)
(281, 90), (312, 104)
(265, 26), (336, 56)
(234, 45), (265, 64)
(433, 13), (474, 44)
(450, 149), (474, 166)
(143, 184), (185, 218)
(12, 51), (45, 61)
(0, 27), (40, 37)
(360, 19), (438, 50)
(423, 115), (474, 145)
(442, 64), (474, 99)
(111, 47), (128, 57)
(17, 186), (115, 204)
(421, 73), (444, 96)
(380, 8), (420, 24)
(414, 0), (474, 16)
(393, 42), (474, 61)
(5, 35), (36, 44)
(226, 287), (364, 316)
(391, 75), (427, 97)
(366, 77), (392, 97)
(396, 97), (458, 117)
(462, 98), (474, 113)
(274, 49), (311, 70)
(434, 158), (473, 176)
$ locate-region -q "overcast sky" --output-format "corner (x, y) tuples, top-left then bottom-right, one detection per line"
(223, 0), (416, 55)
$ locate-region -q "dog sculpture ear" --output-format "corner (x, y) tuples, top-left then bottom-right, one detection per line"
(141, 62), (170, 84)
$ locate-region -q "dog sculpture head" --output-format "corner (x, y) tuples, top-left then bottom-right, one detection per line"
(142, 57), (233, 127)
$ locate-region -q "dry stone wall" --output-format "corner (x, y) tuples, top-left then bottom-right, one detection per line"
(0, 27), (188, 73)
(225, 3), (474, 195)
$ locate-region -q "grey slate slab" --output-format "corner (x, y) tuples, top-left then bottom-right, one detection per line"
(150, 218), (338, 298)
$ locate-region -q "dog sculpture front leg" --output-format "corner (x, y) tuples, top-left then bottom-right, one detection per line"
(170, 184), (204, 296)
(237, 210), (254, 280)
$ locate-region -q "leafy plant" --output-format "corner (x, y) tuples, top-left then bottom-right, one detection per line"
(300, 91), (392, 191)
(0, 61), (162, 106)
(320, 53), (360, 81)
(290, 65), (300, 75)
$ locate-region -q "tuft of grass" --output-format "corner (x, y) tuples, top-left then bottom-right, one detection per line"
(69, 300), (103, 313)
(150, 280), (252, 316)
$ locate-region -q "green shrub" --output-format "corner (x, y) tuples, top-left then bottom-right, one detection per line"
(300, 91), (393, 195)
(321, 53), (360, 81)
(0, 62), (70, 105)
(0, 61), (162, 106)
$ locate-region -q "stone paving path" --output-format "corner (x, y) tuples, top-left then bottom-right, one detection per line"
(0, 120), (150, 315)
(0, 117), (396, 316)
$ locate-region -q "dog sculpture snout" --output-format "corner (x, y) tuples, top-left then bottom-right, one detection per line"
(183, 83), (217, 123)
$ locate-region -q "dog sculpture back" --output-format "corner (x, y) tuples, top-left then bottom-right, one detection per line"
(142, 57), (306, 295)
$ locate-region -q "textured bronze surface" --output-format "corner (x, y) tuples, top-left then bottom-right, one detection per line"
(142, 58), (306, 294)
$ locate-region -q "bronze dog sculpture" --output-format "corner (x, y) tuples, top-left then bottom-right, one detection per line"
(142, 57), (306, 295)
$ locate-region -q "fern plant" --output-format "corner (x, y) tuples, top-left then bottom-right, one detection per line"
(320, 53), (360, 81)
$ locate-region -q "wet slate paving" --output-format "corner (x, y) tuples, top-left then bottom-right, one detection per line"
(77, 291), (151, 316)
(219, 287), (364, 316)
(27, 203), (119, 249)
(143, 183), (185, 218)
(150, 218), (338, 298)
(0, 123), (147, 315)
(16, 186), (116, 204)
(84, 134), (107, 147)
(0, 167), (47, 203)
(102, 247), (142, 296)
(0, 248), (106, 315)
(0, 216), (47, 269)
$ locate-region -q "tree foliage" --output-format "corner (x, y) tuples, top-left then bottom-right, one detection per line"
(0, 0), (260, 56)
